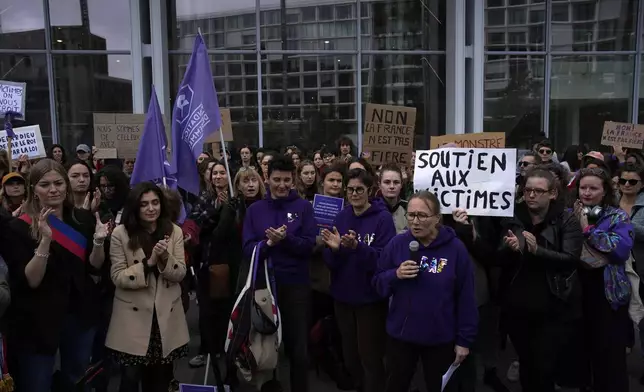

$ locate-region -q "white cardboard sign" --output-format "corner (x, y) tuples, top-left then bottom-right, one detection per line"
(0, 80), (26, 118)
(0, 124), (46, 160)
(413, 148), (517, 217)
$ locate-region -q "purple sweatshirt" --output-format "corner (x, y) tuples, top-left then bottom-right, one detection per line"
(242, 189), (317, 285)
(323, 199), (396, 304)
(373, 228), (478, 348)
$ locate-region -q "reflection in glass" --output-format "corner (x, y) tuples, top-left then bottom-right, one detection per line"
(362, 54), (445, 152)
(0, 0), (45, 49)
(262, 54), (359, 152)
(54, 54), (132, 149)
(550, 55), (634, 150)
(550, 0), (636, 51)
(0, 54), (51, 142)
(170, 55), (259, 149)
(49, 0), (132, 50)
(484, 55), (543, 148)
(639, 56), (644, 125)
(485, 1), (545, 51)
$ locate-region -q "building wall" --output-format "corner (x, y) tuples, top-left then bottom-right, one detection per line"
(0, 0), (642, 156)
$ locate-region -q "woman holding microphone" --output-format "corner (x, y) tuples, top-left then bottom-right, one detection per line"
(373, 191), (478, 392)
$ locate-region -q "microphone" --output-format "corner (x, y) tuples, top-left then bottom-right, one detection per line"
(409, 241), (420, 264)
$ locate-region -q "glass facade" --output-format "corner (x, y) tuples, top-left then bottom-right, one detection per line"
(2, 0), (644, 153)
(484, 0), (643, 151)
(169, 0), (446, 152)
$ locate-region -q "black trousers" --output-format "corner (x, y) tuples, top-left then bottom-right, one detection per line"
(334, 300), (387, 392)
(384, 338), (454, 392)
(277, 283), (311, 392)
(579, 268), (629, 392)
(506, 314), (570, 392)
(119, 363), (173, 392)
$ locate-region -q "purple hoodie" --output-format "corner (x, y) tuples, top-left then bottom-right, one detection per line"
(323, 199), (396, 305)
(373, 228), (478, 348)
(242, 189), (317, 285)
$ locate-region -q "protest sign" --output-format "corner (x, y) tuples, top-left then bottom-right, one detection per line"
(430, 132), (505, 149)
(0, 80), (26, 118)
(93, 148), (118, 159)
(93, 113), (145, 158)
(204, 108), (234, 143)
(601, 121), (644, 149)
(313, 194), (344, 233)
(0, 124), (45, 159)
(363, 103), (416, 165)
(413, 148), (517, 217)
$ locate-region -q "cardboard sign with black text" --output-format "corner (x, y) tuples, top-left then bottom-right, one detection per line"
(363, 103), (416, 165)
(413, 148), (516, 217)
(430, 132), (505, 149)
(601, 121), (644, 150)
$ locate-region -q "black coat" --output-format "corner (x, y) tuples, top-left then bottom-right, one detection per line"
(0, 208), (100, 355)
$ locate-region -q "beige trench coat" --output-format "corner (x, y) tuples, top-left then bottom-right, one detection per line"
(105, 224), (189, 358)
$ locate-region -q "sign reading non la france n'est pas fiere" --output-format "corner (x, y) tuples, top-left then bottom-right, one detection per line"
(413, 148), (517, 217)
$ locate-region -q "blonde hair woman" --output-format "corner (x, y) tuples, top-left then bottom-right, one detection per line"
(2, 159), (108, 391)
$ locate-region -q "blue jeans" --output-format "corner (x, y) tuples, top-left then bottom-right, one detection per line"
(16, 316), (96, 392)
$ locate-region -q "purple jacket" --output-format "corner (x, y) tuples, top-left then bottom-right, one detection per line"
(373, 228), (478, 348)
(323, 199), (396, 304)
(242, 189), (317, 285)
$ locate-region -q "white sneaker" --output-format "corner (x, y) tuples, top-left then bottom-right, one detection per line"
(189, 354), (207, 368)
(507, 361), (520, 382)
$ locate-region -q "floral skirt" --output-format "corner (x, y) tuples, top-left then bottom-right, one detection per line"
(108, 312), (188, 366)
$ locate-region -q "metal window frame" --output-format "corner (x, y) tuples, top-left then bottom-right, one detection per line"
(17, 0), (138, 143)
(632, 0), (644, 124)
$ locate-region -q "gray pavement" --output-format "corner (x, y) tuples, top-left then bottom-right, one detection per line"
(106, 297), (644, 392)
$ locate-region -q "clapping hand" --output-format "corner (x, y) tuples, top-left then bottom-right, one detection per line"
(217, 190), (229, 205)
(321, 227), (341, 250)
(522, 231), (537, 254)
(38, 207), (53, 239)
(93, 212), (110, 242)
(266, 225), (286, 246)
(150, 235), (170, 265)
(452, 208), (470, 225)
(340, 230), (358, 249)
(574, 200), (589, 229)
(503, 230), (520, 252)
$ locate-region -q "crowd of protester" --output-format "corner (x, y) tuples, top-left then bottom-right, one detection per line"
(0, 136), (642, 392)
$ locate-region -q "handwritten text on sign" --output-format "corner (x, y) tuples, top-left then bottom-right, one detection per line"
(601, 121), (644, 149)
(430, 132), (506, 149)
(0, 125), (46, 160)
(413, 148), (517, 217)
(0, 80), (26, 118)
(363, 103), (416, 165)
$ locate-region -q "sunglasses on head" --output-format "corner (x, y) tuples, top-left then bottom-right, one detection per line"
(619, 178), (640, 186)
(519, 161), (532, 167)
(539, 149), (552, 155)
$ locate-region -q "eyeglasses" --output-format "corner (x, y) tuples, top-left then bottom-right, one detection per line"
(99, 184), (115, 190)
(518, 161), (533, 167)
(346, 186), (366, 195)
(619, 178), (640, 186)
(405, 212), (435, 222)
(538, 149), (552, 155)
(523, 187), (550, 196)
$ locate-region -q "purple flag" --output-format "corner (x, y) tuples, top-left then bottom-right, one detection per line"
(169, 34), (222, 196)
(4, 111), (20, 139)
(130, 87), (186, 224)
(130, 86), (172, 186)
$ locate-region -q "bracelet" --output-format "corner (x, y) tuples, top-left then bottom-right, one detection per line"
(34, 251), (49, 258)
(93, 239), (105, 247)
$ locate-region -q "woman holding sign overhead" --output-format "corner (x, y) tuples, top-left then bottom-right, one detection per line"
(322, 168), (396, 392)
(0, 159), (109, 391)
